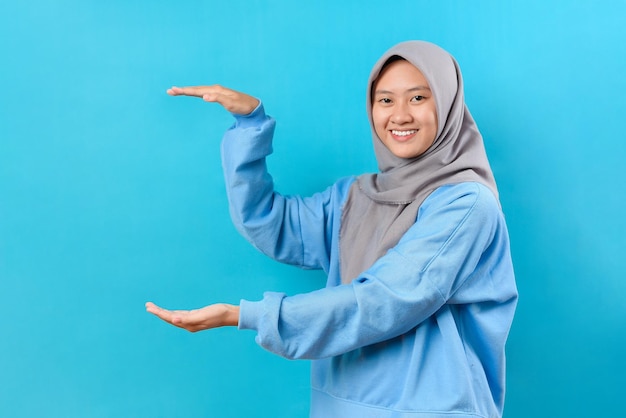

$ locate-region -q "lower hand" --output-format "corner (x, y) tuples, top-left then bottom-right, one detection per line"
(145, 301), (240, 332)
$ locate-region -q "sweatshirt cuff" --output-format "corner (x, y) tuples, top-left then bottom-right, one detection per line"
(232, 101), (267, 129)
(238, 298), (263, 331)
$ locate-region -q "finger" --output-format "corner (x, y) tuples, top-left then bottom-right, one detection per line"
(145, 301), (167, 313)
(166, 86), (203, 98)
(145, 302), (176, 323)
(167, 85), (224, 98)
(145, 301), (160, 313)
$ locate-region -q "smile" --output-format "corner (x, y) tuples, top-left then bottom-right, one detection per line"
(391, 129), (417, 137)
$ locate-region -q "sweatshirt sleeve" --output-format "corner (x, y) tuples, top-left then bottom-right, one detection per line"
(221, 103), (344, 271)
(239, 182), (511, 359)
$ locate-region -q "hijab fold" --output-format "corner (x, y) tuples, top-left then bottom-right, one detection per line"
(339, 41), (499, 284)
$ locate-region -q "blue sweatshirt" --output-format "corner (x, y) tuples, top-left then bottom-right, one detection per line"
(222, 104), (518, 418)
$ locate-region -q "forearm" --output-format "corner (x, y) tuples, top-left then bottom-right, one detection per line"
(221, 103), (338, 269)
(220, 103), (282, 245)
(222, 304), (240, 327)
(239, 268), (446, 359)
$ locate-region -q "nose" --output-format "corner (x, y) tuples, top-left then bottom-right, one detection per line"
(391, 103), (413, 125)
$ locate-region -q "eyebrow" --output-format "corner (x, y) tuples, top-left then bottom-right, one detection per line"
(374, 86), (431, 95)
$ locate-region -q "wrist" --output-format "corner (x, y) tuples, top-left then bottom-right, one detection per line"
(222, 304), (240, 327)
(232, 101), (265, 128)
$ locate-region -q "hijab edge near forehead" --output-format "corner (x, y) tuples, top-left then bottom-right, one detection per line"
(366, 41), (460, 171)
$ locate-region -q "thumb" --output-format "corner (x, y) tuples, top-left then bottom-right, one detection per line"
(203, 91), (258, 115)
(202, 92), (220, 103)
(202, 91), (238, 111)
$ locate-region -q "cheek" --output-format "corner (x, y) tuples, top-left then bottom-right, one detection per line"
(372, 108), (387, 137)
(425, 108), (438, 141)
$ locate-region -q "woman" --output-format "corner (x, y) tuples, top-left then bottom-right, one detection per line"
(147, 40), (518, 418)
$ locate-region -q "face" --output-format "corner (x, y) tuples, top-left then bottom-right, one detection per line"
(372, 60), (438, 159)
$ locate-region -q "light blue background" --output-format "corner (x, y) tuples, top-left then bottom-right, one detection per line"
(1, 1), (625, 417)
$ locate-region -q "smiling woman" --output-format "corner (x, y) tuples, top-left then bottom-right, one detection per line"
(147, 40), (518, 418)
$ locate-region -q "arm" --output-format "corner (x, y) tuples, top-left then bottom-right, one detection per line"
(239, 183), (510, 359)
(221, 103), (347, 270)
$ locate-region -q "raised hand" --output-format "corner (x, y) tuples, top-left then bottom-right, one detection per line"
(166, 85), (260, 115)
(145, 301), (239, 332)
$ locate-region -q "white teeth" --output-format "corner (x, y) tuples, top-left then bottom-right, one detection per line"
(392, 130), (417, 137)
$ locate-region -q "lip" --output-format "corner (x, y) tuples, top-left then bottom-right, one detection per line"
(389, 129), (418, 142)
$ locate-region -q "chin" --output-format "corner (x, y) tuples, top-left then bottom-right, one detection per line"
(391, 149), (422, 159)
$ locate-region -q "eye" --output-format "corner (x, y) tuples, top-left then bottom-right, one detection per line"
(411, 95), (425, 102)
(377, 97), (393, 104)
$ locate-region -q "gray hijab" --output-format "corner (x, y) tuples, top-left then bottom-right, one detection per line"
(339, 40), (499, 284)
